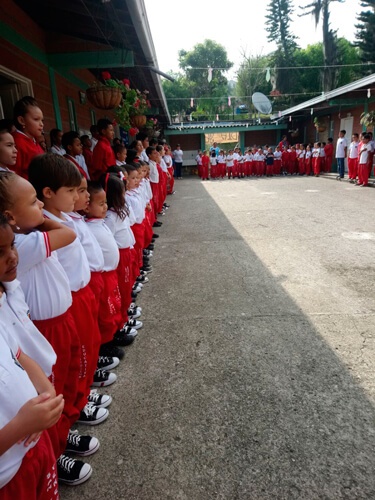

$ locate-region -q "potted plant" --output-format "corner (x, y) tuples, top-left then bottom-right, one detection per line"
(86, 72), (123, 110)
(313, 117), (326, 133)
(360, 110), (375, 129)
(129, 89), (151, 128)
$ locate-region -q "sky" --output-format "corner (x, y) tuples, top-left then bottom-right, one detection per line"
(144, 0), (362, 80)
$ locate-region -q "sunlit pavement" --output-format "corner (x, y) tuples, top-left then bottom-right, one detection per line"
(61, 175), (375, 500)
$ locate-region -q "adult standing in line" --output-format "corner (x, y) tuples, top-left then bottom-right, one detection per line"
(210, 142), (220, 157)
(336, 130), (348, 180)
(173, 144), (184, 179)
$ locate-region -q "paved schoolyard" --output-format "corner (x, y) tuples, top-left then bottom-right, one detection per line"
(61, 175), (375, 499)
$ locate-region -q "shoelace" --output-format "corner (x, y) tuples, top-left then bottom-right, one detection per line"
(88, 392), (100, 404)
(68, 433), (81, 447)
(58, 455), (76, 472)
(82, 404), (96, 418)
(94, 369), (108, 380)
(98, 356), (112, 365)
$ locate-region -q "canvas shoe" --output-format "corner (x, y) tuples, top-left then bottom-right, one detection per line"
(112, 327), (138, 346)
(91, 369), (117, 387)
(99, 343), (125, 360)
(125, 319), (143, 330)
(136, 275), (149, 284)
(127, 306), (141, 319)
(97, 355), (120, 370)
(141, 265), (152, 273)
(129, 302), (141, 310)
(77, 403), (109, 426)
(66, 430), (100, 457)
(87, 389), (112, 408)
(57, 454), (92, 486)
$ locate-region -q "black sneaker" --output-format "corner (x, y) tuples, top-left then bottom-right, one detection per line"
(57, 454), (92, 485)
(99, 343), (125, 360)
(77, 403), (109, 425)
(153, 221), (162, 227)
(127, 306), (141, 319)
(111, 328), (137, 346)
(152, 233), (159, 238)
(87, 389), (112, 408)
(97, 356), (120, 370)
(141, 265), (152, 273)
(136, 275), (149, 284)
(147, 244), (155, 250)
(125, 319), (143, 330)
(91, 369), (117, 387)
(66, 430), (100, 456)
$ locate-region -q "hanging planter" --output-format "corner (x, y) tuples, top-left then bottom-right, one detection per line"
(86, 86), (122, 110)
(313, 117), (326, 133)
(131, 115), (147, 128)
(360, 110), (375, 129)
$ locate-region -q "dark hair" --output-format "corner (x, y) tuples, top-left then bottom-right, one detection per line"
(62, 131), (80, 151)
(28, 153), (82, 199)
(124, 163), (140, 175)
(156, 145), (164, 153)
(97, 119), (113, 135)
(149, 139), (158, 147)
(50, 128), (62, 147)
(126, 150), (139, 164)
(363, 133), (371, 140)
(0, 212), (10, 229)
(340, 130), (346, 135)
(100, 173), (128, 220)
(87, 181), (104, 198)
(129, 140), (141, 150)
(80, 134), (91, 147)
(136, 132), (148, 142)
(0, 119), (15, 135)
(0, 171), (17, 212)
(113, 143), (126, 156)
(13, 96), (40, 131)
(90, 125), (98, 134)
(145, 146), (156, 157)
(113, 137), (122, 146)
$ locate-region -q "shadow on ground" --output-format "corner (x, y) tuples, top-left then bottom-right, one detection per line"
(61, 177), (375, 500)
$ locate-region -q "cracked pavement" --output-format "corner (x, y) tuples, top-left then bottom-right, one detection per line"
(61, 175), (375, 500)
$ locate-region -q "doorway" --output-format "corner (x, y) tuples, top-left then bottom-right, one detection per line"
(0, 66), (33, 120)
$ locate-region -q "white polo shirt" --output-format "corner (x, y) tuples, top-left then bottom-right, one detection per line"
(336, 137), (348, 158)
(126, 190), (145, 224)
(43, 210), (91, 292)
(148, 160), (159, 183)
(105, 210), (135, 249)
(0, 280), (56, 376)
(16, 232), (72, 321)
(349, 141), (359, 159)
(0, 324), (38, 488)
(359, 143), (371, 164)
(68, 212), (104, 272)
(85, 219), (119, 271)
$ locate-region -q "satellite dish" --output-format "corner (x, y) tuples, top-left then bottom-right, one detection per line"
(252, 92), (272, 114)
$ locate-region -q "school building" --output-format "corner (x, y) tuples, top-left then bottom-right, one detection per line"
(0, 0), (170, 140)
(165, 74), (375, 171)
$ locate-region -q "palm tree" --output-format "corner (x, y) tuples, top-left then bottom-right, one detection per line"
(300, 0), (344, 92)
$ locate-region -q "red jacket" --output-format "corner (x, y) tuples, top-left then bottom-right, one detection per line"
(91, 137), (116, 180)
(12, 130), (44, 179)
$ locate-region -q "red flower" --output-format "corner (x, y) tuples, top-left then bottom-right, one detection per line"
(112, 120), (117, 126)
(101, 71), (111, 81)
(134, 99), (140, 108)
(123, 78), (130, 86)
(146, 100), (151, 108)
(129, 127), (139, 136)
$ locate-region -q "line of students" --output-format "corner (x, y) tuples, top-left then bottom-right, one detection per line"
(195, 140), (337, 179)
(0, 96), (172, 496)
(347, 132), (375, 187)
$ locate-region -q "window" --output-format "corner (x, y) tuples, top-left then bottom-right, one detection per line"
(90, 108), (96, 126)
(67, 97), (78, 131)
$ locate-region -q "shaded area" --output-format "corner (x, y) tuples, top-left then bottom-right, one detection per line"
(62, 177), (375, 500)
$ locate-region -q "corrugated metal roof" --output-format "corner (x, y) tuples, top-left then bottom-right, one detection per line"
(271, 73), (375, 120)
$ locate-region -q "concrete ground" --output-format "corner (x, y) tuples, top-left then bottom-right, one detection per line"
(61, 175), (375, 500)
